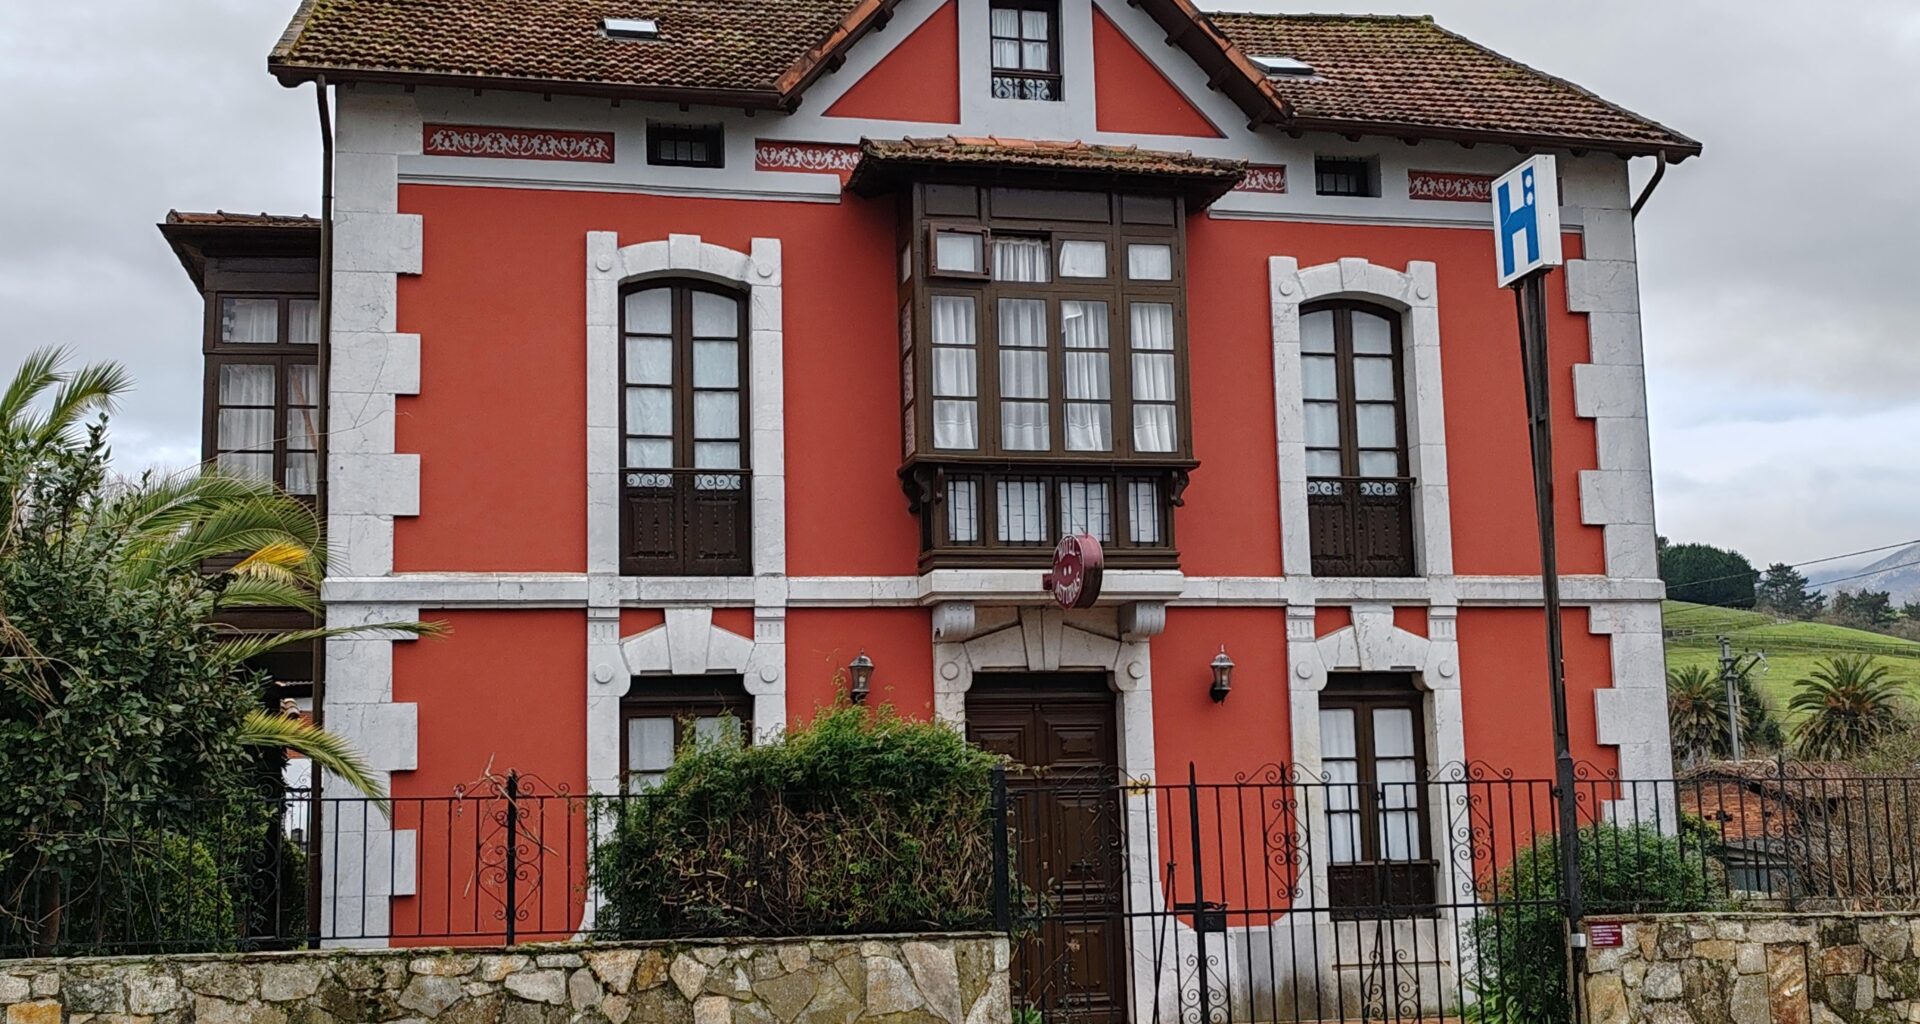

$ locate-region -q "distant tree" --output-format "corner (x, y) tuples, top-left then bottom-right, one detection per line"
(1789, 655), (1911, 760)
(1660, 541), (1757, 608)
(1902, 601), (1920, 622)
(1755, 563), (1825, 618)
(1830, 589), (1897, 629)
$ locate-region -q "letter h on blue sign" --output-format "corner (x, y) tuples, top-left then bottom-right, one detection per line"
(1496, 166), (1539, 280)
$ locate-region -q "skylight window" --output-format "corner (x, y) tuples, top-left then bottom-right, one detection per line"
(1251, 55), (1314, 77)
(603, 17), (660, 40)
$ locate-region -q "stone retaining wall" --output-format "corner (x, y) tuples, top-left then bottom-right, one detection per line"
(1584, 912), (1920, 1024)
(0, 933), (1009, 1024)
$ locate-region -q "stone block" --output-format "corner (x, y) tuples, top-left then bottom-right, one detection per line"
(587, 950), (641, 994)
(1738, 944), (1767, 975)
(1864, 921), (1913, 961)
(5, 1001), (60, 1024)
(182, 963), (256, 1003)
(1770, 943), (1811, 1024)
(399, 975), (464, 1016)
(504, 970), (567, 1006)
(1646, 962), (1683, 1000)
(1818, 946), (1868, 976)
(478, 956), (530, 983)
(0, 976), (26, 1003)
(258, 963), (322, 1002)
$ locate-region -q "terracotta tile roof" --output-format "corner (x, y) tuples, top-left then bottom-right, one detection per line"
(165, 210), (321, 228)
(1676, 761), (1861, 844)
(848, 136), (1247, 206)
(269, 0), (896, 107)
(1204, 12), (1699, 159)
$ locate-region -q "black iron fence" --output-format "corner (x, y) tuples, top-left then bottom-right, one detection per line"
(7, 762), (1920, 1021)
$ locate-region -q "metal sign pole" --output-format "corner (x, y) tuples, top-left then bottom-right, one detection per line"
(1512, 269), (1588, 1018)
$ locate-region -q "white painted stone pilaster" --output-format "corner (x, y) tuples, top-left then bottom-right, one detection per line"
(1588, 603), (1675, 823)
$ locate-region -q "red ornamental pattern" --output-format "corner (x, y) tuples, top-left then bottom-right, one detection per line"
(754, 141), (862, 179)
(1408, 170), (1494, 203)
(1236, 165), (1288, 194)
(423, 124), (615, 163)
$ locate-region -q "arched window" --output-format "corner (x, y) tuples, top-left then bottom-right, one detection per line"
(620, 281), (750, 575)
(1301, 302), (1414, 577)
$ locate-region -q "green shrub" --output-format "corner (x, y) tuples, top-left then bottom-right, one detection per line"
(591, 703), (1001, 938)
(1468, 822), (1721, 1023)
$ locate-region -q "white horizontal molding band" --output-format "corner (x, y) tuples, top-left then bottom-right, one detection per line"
(322, 572), (1664, 608)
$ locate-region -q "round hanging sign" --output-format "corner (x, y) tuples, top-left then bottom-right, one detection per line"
(1045, 533), (1105, 610)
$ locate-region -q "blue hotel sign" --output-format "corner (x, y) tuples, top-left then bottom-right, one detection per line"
(1492, 155), (1563, 287)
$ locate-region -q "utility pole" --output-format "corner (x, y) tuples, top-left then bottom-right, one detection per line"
(1720, 636), (1744, 761)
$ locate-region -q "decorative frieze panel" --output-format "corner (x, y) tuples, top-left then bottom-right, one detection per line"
(754, 140), (861, 180)
(1237, 164), (1288, 194)
(423, 123), (615, 163)
(1408, 170), (1493, 203)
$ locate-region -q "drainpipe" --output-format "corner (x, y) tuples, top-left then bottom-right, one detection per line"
(309, 74), (334, 940)
(1629, 152), (1668, 219)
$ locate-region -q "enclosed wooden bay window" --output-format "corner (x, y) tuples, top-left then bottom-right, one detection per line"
(893, 183), (1195, 570)
(620, 281), (751, 576)
(204, 294), (321, 496)
(1302, 301), (1415, 577)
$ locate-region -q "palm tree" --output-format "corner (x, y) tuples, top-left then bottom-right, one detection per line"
(1667, 665), (1726, 768)
(1789, 655), (1911, 761)
(3, 346), (439, 803)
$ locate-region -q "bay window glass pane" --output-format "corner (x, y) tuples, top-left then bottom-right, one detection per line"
(218, 409), (273, 452)
(1057, 240), (1107, 278)
(934, 231), (984, 275)
(1307, 450), (1343, 476)
(1127, 243), (1173, 281)
(1064, 353), (1110, 399)
(947, 478), (980, 543)
(629, 718), (675, 771)
(1001, 402), (1049, 451)
(692, 291), (738, 337)
(694, 392), (739, 439)
(218, 451), (273, 481)
(626, 338), (672, 385)
(625, 289), (671, 334)
(626, 387), (673, 435)
(1353, 356), (1395, 401)
(1355, 403), (1397, 447)
(1130, 352), (1174, 401)
(933, 349), (978, 398)
(1358, 451), (1400, 478)
(1303, 401), (1341, 448)
(693, 341), (739, 388)
(1061, 300), (1108, 349)
(287, 363), (318, 406)
(1064, 403), (1111, 452)
(220, 298), (278, 345)
(932, 295), (976, 344)
(933, 400), (979, 450)
(1301, 309), (1335, 354)
(999, 350), (1047, 398)
(1132, 405), (1175, 453)
(1057, 480), (1112, 541)
(1302, 354), (1337, 400)
(285, 453), (318, 496)
(992, 238), (1051, 283)
(626, 439), (671, 468)
(1129, 303), (1174, 350)
(1127, 480), (1161, 544)
(1352, 312), (1394, 355)
(286, 407), (318, 451)
(218, 364), (274, 405)
(996, 479), (1047, 542)
(694, 442), (740, 469)
(288, 299), (320, 344)
(999, 297), (1047, 346)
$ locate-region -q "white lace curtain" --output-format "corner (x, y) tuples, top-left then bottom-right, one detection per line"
(993, 237), (1051, 284)
(998, 298), (1049, 451)
(931, 296), (979, 449)
(1129, 303), (1177, 452)
(1061, 300), (1111, 452)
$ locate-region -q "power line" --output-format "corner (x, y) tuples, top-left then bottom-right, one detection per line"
(1663, 537), (1920, 598)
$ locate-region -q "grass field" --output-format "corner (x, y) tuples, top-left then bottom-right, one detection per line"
(1662, 600), (1920, 726)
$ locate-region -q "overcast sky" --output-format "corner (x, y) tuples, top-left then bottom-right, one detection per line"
(3, 1), (1916, 570)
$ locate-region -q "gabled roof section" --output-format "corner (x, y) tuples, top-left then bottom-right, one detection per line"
(159, 211), (321, 290)
(848, 136), (1247, 207)
(1199, 10), (1701, 161)
(269, 0), (905, 109)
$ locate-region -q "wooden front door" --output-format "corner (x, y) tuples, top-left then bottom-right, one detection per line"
(968, 676), (1128, 1024)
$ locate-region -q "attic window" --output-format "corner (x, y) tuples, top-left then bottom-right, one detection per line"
(1251, 55), (1314, 77)
(603, 17), (660, 40)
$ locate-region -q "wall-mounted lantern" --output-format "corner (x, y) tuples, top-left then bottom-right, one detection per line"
(1209, 646), (1235, 703)
(848, 650), (875, 704)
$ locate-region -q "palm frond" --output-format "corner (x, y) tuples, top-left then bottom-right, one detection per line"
(0, 346), (66, 434)
(234, 540), (314, 576)
(238, 710), (389, 812)
(37, 361), (132, 446)
(211, 620), (450, 667)
(211, 577), (322, 615)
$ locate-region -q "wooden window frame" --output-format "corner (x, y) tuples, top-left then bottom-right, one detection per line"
(619, 677), (753, 788)
(646, 122), (725, 168)
(201, 292), (320, 499)
(1314, 157), (1378, 198)
(927, 223), (991, 281)
(1320, 674), (1438, 919)
(1303, 300), (1415, 577)
(898, 185), (1193, 570)
(988, 0), (1064, 102)
(618, 280), (752, 576)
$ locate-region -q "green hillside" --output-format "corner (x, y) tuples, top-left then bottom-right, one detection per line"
(1663, 601), (1920, 726)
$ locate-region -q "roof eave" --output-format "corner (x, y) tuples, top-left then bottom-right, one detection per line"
(267, 60), (790, 111)
(1127, 0), (1294, 131)
(1286, 116), (1703, 163)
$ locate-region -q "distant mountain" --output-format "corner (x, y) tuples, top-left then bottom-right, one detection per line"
(1815, 542), (1920, 604)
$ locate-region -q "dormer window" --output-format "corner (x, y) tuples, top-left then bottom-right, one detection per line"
(989, 0), (1061, 101)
